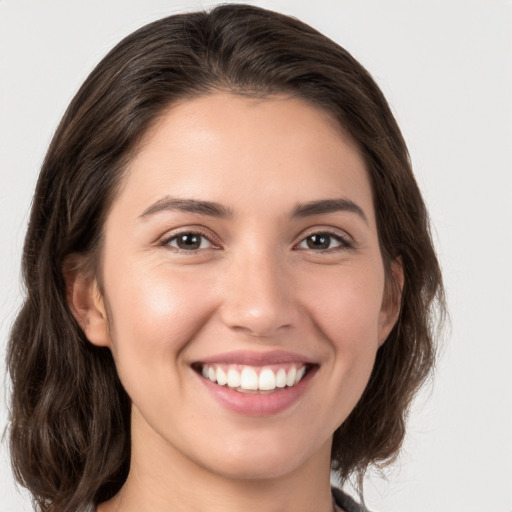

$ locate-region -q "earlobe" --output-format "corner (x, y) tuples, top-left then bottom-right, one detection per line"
(378, 257), (404, 346)
(63, 256), (111, 348)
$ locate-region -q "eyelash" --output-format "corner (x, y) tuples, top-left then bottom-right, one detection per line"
(160, 229), (354, 254)
(294, 231), (354, 252)
(160, 229), (217, 253)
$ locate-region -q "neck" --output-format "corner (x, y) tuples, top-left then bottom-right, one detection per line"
(99, 411), (335, 512)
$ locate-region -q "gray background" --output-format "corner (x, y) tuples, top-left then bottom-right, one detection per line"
(1, 1), (511, 511)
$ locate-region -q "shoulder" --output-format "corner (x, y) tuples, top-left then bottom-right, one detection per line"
(332, 487), (370, 512)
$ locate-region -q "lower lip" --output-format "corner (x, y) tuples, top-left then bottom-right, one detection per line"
(196, 369), (315, 417)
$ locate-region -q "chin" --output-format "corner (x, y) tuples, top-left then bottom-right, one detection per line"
(192, 430), (330, 482)
(204, 453), (307, 482)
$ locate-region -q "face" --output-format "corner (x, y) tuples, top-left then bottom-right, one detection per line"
(74, 93), (401, 482)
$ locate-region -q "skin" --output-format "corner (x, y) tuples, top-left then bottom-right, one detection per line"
(68, 93), (402, 512)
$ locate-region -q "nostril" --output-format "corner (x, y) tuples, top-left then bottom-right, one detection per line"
(219, 304), (295, 338)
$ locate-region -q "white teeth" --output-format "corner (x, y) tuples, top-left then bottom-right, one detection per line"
(295, 366), (306, 384)
(200, 363), (309, 392)
(275, 368), (287, 388)
(240, 367), (259, 390)
(216, 367), (227, 386)
(227, 368), (241, 388)
(258, 368), (276, 391)
(286, 366), (297, 387)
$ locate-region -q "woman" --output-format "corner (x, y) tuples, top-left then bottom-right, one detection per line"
(7, 4), (444, 512)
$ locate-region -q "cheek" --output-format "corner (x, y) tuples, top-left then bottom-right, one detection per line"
(302, 263), (385, 354)
(319, 269), (385, 400)
(103, 263), (216, 376)
(294, 264), (386, 429)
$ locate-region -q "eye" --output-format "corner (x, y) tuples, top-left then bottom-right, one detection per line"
(296, 232), (352, 251)
(163, 232), (214, 252)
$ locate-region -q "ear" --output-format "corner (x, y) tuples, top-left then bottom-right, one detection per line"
(378, 257), (404, 346)
(63, 256), (111, 347)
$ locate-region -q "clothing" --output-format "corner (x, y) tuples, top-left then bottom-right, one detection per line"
(87, 487), (368, 512)
(332, 487), (369, 512)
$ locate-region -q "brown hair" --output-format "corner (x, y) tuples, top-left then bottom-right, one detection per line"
(7, 4), (444, 511)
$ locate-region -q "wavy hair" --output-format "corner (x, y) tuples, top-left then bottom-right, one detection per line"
(7, 4), (445, 511)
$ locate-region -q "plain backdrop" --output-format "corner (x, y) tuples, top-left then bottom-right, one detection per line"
(1, 1), (511, 511)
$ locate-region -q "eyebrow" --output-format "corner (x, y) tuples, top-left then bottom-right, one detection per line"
(139, 196), (234, 219)
(291, 198), (368, 224)
(139, 195), (367, 224)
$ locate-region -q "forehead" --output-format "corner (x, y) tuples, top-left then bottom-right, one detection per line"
(112, 93), (375, 225)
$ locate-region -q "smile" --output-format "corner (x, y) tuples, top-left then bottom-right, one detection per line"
(199, 363), (309, 393)
(192, 351), (318, 416)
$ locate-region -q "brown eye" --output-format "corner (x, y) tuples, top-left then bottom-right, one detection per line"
(166, 233), (212, 251)
(306, 234), (331, 250)
(297, 232), (351, 251)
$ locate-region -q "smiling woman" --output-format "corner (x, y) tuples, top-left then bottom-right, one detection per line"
(7, 5), (444, 512)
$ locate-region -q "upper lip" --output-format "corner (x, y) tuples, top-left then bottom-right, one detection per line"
(195, 350), (315, 366)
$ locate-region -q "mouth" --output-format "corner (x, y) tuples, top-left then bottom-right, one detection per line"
(191, 350), (318, 416)
(192, 362), (314, 394)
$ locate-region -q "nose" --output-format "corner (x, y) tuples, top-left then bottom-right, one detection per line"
(219, 249), (298, 338)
